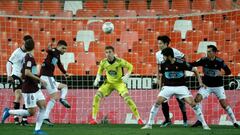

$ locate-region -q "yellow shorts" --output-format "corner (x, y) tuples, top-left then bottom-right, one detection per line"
(98, 81), (128, 97)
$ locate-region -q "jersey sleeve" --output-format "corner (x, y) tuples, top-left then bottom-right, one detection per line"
(25, 56), (32, 70)
(189, 58), (203, 67)
(121, 59), (133, 73)
(97, 60), (104, 75)
(8, 50), (19, 64)
(221, 61), (231, 75)
(57, 57), (67, 74)
(184, 61), (193, 71)
(173, 48), (185, 59)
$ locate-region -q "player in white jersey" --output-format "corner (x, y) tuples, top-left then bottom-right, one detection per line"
(6, 35), (33, 125)
(155, 35), (188, 127)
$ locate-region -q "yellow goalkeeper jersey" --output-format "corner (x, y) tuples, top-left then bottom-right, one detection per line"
(97, 57), (133, 83)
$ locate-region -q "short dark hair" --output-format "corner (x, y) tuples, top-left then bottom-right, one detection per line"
(24, 39), (35, 52)
(105, 46), (114, 52)
(23, 35), (33, 41)
(157, 35), (171, 46)
(161, 47), (174, 58)
(207, 45), (218, 52)
(57, 40), (67, 46)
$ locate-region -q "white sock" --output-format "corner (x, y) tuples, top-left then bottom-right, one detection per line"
(147, 104), (160, 125)
(44, 99), (56, 119)
(9, 109), (30, 116)
(225, 106), (237, 123)
(193, 105), (207, 126)
(60, 86), (68, 99)
(35, 109), (46, 131)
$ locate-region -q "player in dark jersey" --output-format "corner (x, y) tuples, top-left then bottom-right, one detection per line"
(6, 35), (33, 125)
(190, 45), (239, 128)
(40, 40), (70, 126)
(142, 47), (210, 130)
(2, 38), (48, 135)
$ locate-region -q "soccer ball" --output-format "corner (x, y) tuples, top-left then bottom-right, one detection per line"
(102, 22), (114, 34)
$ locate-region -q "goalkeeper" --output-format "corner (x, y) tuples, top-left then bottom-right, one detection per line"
(90, 46), (143, 125)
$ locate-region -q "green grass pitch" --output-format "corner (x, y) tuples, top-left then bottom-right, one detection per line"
(0, 124), (239, 135)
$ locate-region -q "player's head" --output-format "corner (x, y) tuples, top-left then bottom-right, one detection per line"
(161, 47), (174, 61)
(207, 45), (218, 58)
(105, 46), (115, 61)
(24, 39), (35, 52)
(157, 35), (171, 50)
(57, 40), (67, 54)
(22, 35), (33, 50)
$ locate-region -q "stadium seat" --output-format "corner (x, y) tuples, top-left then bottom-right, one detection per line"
(88, 65), (99, 75)
(77, 52), (97, 69)
(215, 0), (233, 10)
(130, 20), (147, 36)
(137, 9), (157, 17)
(186, 30), (204, 50)
(143, 31), (160, 46)
(220, 20), (237, 41)
(154, 20), (171, 35)
(76, 9), (96, 17)
(144, 53), (156, 65)
(150, 0), (169, 14)
(112, 20), (127, 37)
(113, 42), (129, 57)
(60, 52), (75, 70)
(196, 20), (214, 39)
(76, 30), (95, 52)
(42, 1), (63, 15)
(192, 0), (212, 12)
(135, 63), (155, 76)
(128, 0), (148, 11)
(217, 52), (232, 62)
(99, 31), (118, 45)
(68, 63), (86, 75)
(22, 1), (41, 12)
(107, 0), (126, 10)
(221, 41), (239, 55)
(115, 10), (137, 24)
(167, 30), (182, 44)
(171, 0), (191, 14)
(197, 41), (217, 54)
(132, 41), (152, 58)
(68, 42), (85, 56)
(84, 0), (104, 11)
(175, 41), (194, 55)
(97, 9), (115, 17)
(0, 0), (19, 13)
(87, 20), (104, 40)
(88, 41), (106, 62)
(122, 52), (140, 65)
(120, 31), (139, 50)
(233, 54), (240, 63)
(188, 53), (206, 62)
(67, 21), (84, 36)
(173, 20), (193, 39)
(208, 30), (226, 46)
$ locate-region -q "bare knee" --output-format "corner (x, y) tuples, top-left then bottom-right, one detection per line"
(194, 94), (203, 103)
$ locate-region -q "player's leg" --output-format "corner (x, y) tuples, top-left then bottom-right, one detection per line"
(214, 87), (239, 128)
(91, 82), (112, 124)
(191, 87), (210, 127)
(183, 96), (210, 130)
(116, 82), (143, 124)
(141, 96), (165, 129)
(57, 83), (71, 108)
(176, 98), (188, 127)
(13, 89), (21, 124)
(161, 102), (171, 127)
(41, 76), (59, 125)
(142, 86), (172, 129)
(35, 90), (47, 134)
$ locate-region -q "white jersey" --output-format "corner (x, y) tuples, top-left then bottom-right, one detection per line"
(7, 48), (26, 77)
(155, 48), (185, 64)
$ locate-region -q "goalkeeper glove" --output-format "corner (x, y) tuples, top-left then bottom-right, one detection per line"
(93, 74), (101, 86)
(121, 73), (130, 83)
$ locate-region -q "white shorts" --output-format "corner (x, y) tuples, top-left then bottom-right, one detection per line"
(158, 86), (192, 100)
(40, 76), (60, 94)
(22, 90), (45, 108)
(198, 86), (226, 100)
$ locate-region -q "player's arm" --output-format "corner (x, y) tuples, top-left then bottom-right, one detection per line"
(158, 64), (164, 90)
(24, 59), (47, 87)
(121, 59), (133, 83)
(189, 58), (203, 67)
(57, 56), (68, 77)
(188, 62), (205, 88)
(221, 61), (231, 75)
(93, 60), (104, 86)
(6, 52), (17, 82)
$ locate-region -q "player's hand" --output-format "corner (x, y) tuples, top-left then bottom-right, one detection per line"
(121, 73), (130, 83)
(199, 82), (207, 89)
(93, 74), (101, 87)
(64, 73), (72, 79)
(7, 76), (13, 83)
(40, 79), (47, 88)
